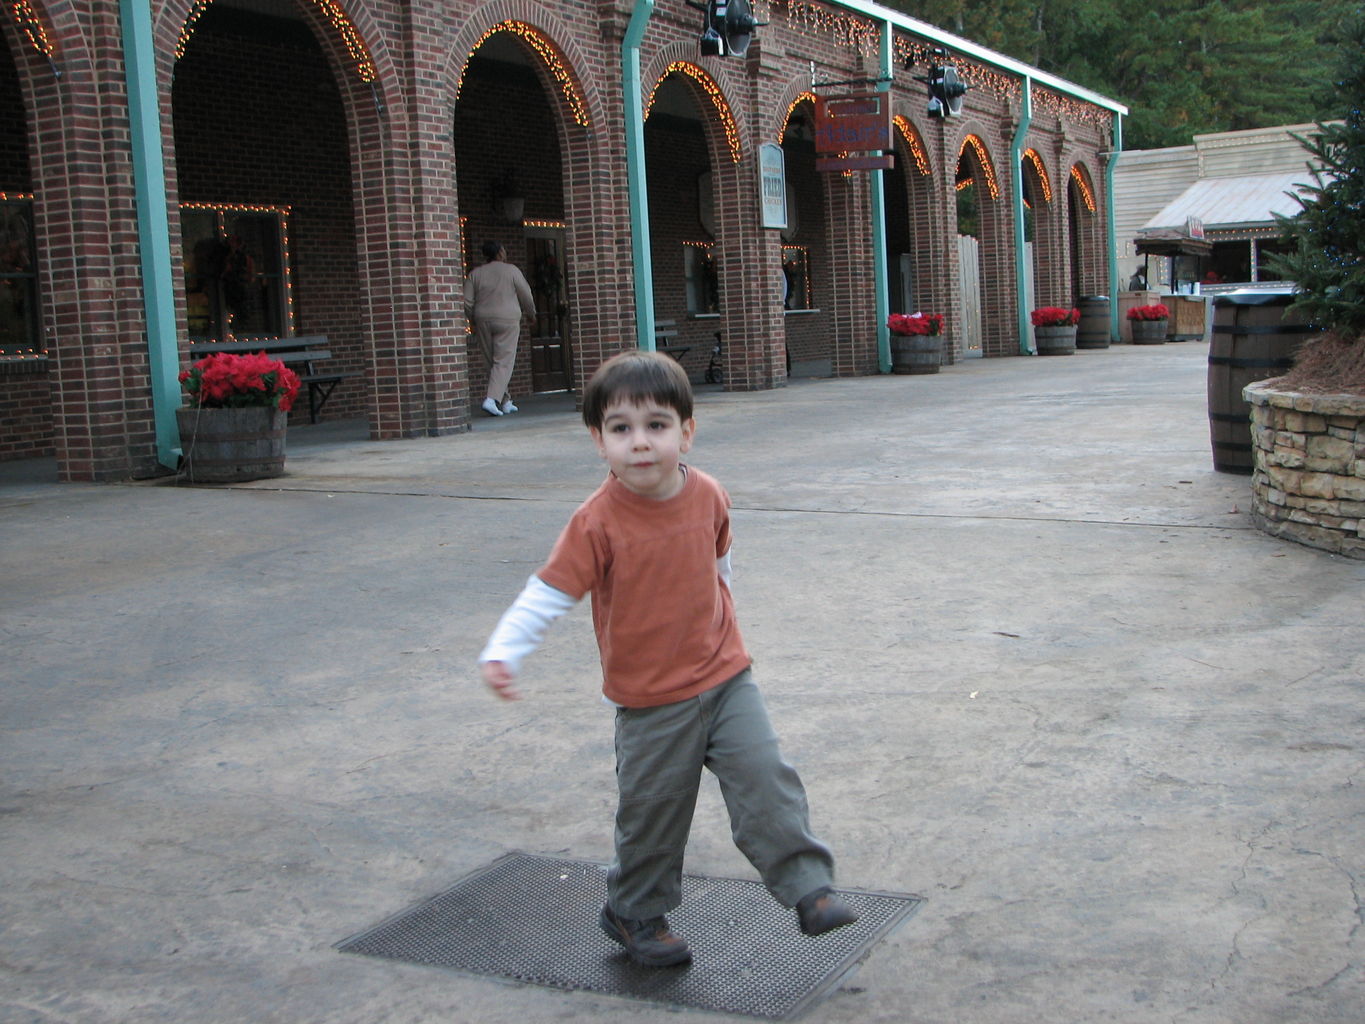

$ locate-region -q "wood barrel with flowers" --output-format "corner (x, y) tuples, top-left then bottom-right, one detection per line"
(1031, 306), (1080, 355)
(887, 312), (945, 374)
(176, 350), (301, 482)
(1127, 303), (1170, 344)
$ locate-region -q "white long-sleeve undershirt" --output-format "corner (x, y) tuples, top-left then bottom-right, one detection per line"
(478, 551), (734, 673)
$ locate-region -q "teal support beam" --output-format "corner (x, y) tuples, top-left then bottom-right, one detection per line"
(1010, 76), (1034, 354)
(122, 0), (181, 469)
(624, 0), (656, 351)
(1105, 113), (1124, 344)
(872, 22), (892, 373)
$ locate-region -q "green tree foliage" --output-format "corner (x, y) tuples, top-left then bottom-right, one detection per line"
(1267, 13), (1365, 337)
(882, 0), (1355, 149)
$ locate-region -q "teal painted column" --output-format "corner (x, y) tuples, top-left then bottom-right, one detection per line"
(122, 0), (182, 468)
(1105, 113), (1124, 344)
(872, 22), (892, 372)
(1010, 77), (1033, 354)
(623, 0), (656, 351)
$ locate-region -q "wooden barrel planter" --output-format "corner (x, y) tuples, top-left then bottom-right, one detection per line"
(1207, 292), (1317, 475)
(1035, 325), (1077, 355)
(890, 335), (944, 374)
(1076, 295), (1110, 349)
(176, 406), (288, 482)
(1130, 319), (1168, 344)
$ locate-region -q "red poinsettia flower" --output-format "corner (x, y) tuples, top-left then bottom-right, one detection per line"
(1031, 306), (1080, 327)
(887, 312), (945, 336)
(179, 351), (301, 412)
(1126, 303), (1170, 321)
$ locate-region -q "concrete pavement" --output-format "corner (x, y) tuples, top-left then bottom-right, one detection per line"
(2, 341), (1361, 1023)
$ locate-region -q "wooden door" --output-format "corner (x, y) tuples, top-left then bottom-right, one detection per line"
(525, 229), (571, 392)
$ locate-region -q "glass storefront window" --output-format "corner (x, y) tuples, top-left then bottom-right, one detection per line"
(180, 204), (289, 341)
(781, 245), (812, 310)
(0, 200), (39, 357)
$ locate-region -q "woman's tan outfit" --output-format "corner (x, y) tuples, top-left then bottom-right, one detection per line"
(464, 258), (535, 406)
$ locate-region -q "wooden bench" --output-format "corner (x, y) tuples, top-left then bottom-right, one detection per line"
(187, 335), (359, 424)
(654, 320), (691, 362)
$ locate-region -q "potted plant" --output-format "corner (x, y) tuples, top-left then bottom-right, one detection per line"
(1127, 303), (1170, 344)
(1241, 12), (1365, 557)
(177, 350), (301, 482)
(1031, 306), (1080, 355)
(887, 312), (946, 374)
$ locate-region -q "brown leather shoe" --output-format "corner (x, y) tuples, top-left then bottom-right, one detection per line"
(599, 905), (693, 967)
(796, 887), (858, 936)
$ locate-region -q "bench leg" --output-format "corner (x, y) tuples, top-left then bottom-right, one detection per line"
(308, 380), (340, 424)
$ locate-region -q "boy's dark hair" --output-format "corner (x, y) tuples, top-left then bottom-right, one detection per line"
(582, 350), (694, 428)
(481, 241), (502, 261)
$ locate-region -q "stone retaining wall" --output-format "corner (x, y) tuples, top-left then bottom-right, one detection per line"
(1244, 381), (1365, 559)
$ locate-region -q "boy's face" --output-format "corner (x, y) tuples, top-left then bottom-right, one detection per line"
(589, 399), (696, 501)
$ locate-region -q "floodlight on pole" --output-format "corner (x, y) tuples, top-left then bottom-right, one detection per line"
(686, 0), (764, 58)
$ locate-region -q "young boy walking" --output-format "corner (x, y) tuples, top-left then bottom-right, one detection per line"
(479, 350), (856, 968)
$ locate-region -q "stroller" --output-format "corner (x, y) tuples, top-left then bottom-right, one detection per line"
(705, 332), (723, 384)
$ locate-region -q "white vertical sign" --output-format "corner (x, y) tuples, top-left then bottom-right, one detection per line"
(759, 143), (787, 230)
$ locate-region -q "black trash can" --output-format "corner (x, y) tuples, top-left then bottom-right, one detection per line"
(1208, 292), (1317, 474)
(1076, 295), (1110, 349)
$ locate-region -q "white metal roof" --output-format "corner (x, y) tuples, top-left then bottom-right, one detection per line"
(1141, 171), (1317, 230)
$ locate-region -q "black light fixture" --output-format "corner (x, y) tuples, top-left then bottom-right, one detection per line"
(908, 48), (969, 119)
(687, 0), (763, 58)
(489, 170), (524, 225)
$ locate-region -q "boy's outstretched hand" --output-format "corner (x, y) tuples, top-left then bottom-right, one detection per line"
(481, 660), (522, 701)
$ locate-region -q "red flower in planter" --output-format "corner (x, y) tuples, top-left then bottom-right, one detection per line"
(1126, 303), (1170, 321)
(888, 312), (945, 336)
(1031, 306), (1080, 327)
(180, 351), (301, 412)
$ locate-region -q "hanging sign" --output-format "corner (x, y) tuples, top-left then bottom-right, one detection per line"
(758, 143), (787, 230)
(814, 153), (894, 172)
(813, 92), (894, 173)
(813, 92), (889, 174)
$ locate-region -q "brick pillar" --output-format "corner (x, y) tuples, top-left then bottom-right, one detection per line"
(823, 171), (878, 377)
(31, 16), (160, 480)
(404, 22), (469, 438)
(922, 124), (962, 363)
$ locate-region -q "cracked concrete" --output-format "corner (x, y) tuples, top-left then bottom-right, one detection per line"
(1, 342), (1362, 1023)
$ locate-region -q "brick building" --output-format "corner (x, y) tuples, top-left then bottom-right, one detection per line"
(0, 0), (1124, 480)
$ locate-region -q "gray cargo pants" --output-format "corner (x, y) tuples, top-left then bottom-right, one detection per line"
(607, 669), (835, 920)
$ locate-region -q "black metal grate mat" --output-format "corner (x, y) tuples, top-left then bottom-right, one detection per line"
(337, 851), (922, 1021)
(337, 852), (921, 1020)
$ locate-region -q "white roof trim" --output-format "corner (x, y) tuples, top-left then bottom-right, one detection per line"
(830, 0), (1128, 114)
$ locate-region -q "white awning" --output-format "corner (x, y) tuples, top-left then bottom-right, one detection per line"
(1141, 172), (1317, 231)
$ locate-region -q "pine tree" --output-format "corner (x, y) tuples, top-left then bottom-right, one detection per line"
(1269, 10), (1365, 341)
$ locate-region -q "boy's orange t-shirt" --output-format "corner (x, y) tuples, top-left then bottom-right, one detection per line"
(537, 467), (751, 708)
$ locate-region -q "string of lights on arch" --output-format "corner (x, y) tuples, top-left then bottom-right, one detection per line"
(7, 1), (55, 67)
(459, 21), (589, 128)
(1021, 148), (1052, 203)
(176, 0), (375, 84)
(781, 91), (817, 141)
(958, 135), (999, 199)
(1070, 165), (1096, 212)
(892, 116), (930, 175)
(647, 62), (741, 164)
